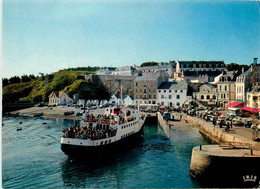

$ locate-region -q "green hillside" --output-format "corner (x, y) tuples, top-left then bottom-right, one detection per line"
(2, 68), (98, 103)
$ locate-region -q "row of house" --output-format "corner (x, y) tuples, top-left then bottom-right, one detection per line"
(49, 91), (135, 107)
(48, 59), (259, 115)
(134, 59), (260, 112)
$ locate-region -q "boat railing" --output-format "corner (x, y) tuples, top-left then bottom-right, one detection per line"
(62, 126), (117, 140)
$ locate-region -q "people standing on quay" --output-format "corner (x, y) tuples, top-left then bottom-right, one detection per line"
(213, 119), (216, 127)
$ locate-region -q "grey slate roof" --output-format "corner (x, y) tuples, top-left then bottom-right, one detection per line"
(178, 61), (225, 65)
(158, 81), (187, 90)
(134, 72), (161, 81)
(204, 83), (216, 88)
(183, 71), (222, 77)
(137, 64), (172, 70)
(238, 67), (252, 77)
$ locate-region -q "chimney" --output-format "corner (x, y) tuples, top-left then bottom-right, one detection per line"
(254, 57), (258, 64)
(242, 67), (244, 73)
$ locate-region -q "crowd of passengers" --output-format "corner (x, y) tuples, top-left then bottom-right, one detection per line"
(83, 113), (134, 124)
(62, 113), (135, 140)
(62, 123), (117, 140)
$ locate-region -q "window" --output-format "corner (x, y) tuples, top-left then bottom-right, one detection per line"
(201, 95), (204, 100)
(175, 90), (177, 93)
(169, 95), (172, 99)
(176, 95), (180, 99)
(144, 89), (147, 93)
(180, 90), (183, 93)
(169, 90), (171, 93)
(161, 95), (164, 99)
(225, 86), (227, 91)
(164, 90), (166, 93)
(161, 102), (164, 105)
(159, 90), (161, 93)
(177, 102), (180, 106)
(207, 95), (210, 100)
(219, 86), (222, 91)
(136, 83), (138, 86)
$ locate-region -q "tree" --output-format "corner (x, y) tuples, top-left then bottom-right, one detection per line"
(94, 83), (111, 106)
(78, 80), (111, 112)
(9, 76), (20, 84)
(226, 63), (250, 73)
(29, 74), (36, 80)
(2, 78), (9, 86)
(21, 75), (31, 82)
(140, 61), (158, 67)
(78, 81), (96, 112)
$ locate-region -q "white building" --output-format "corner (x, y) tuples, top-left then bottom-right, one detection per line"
(48, 91), (73, 105)
(157, 81), (189, 107)
(236, 63), (260, 103)
(136, 64), (174, 77)
(193, 83), (217, 106)
(109, 94), (134, 106)
(96, 67), (117, 75)
(112, 66), (136, 76)
(174, 60), (226, 82)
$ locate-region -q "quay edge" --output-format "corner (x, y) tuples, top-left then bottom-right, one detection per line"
(189, 145), (260, 188)
(183, 115), (260, 187)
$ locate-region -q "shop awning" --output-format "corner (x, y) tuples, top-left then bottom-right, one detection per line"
(240, 107), (260, 113)
(227, 102), (244, 108)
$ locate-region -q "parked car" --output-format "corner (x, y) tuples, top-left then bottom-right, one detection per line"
(76, 112), (83, 116)
(64, 111), (74, 116)
(232, 120), (244, 126)
(244, 120), (253, 128)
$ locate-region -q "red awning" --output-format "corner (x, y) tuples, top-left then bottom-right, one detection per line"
(240, 107), (260, 113)
(227, 102), (244, 108)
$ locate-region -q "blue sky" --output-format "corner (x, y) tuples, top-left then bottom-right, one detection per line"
(2, 0), (260, 78)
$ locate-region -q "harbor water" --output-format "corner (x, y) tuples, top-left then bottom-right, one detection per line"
(2, 115), (208, 188)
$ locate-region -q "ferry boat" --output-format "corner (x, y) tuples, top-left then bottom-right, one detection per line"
(61, 107), (146, 157)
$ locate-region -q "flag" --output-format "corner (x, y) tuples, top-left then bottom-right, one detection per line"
(119, 88), (122, 94)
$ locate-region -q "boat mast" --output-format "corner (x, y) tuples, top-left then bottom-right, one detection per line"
(120, 82), (123, 107)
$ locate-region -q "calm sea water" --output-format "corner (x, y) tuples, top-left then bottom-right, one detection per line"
(2, 115), (208, 188)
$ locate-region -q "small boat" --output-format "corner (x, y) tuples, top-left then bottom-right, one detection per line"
(17, 127), (22, 131)
(64, 111), (74, 116)
(33, 112), (43, 117)
(61, 107), (146, 157)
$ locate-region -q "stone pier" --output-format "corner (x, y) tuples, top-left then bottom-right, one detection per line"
(185, 115), (260, 187)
